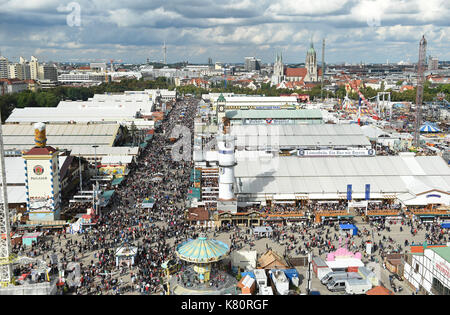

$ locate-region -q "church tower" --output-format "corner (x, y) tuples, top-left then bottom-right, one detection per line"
(305, 41), (318, 82)
(271, 52), (285, 85)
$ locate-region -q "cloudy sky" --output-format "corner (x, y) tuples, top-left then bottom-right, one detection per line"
(0, 0), (449, 64)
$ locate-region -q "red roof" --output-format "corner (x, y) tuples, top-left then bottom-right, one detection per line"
(0, 78), (27, 85)
(410, 244), (447, 253)
(305, 83), (318, 88)
(400, 85), (414, 92)
(187, 207), (209, 221)
(285, 68), (307, 78)
(24, 146), (57, 156)
(366, 286), (394, 295)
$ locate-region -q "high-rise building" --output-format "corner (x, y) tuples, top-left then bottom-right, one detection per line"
(7, 57), (31, 80)
(38, 64), (58, 82)
(29, 56), (39, 80)
(8, 63), (22, 79)
(428, 56), (439, 71)
(244, 57), (261, 72)
(304, 41), (318, 82)
(0, 56), (9, 79)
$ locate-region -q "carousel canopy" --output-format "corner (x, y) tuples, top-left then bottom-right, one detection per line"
(176, 235), (229, 264)
(420, 122), (440, 133)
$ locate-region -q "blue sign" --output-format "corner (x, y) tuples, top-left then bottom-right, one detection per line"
(347, 184), (352, 201)
(426, 194), (441, 198)
(365, 184), (370, 200)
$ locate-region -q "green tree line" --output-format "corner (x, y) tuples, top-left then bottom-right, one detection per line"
(1, 76), (449, 122)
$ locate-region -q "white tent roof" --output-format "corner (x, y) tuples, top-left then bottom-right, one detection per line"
(1, 123), (119, 150)
(234, 156), (450, 197)
(326, 258), (364, 269)
(101, 155), (133, 165)
(70, 146), (139, 156)
(231, 124), (370, 149)
(360, 125), (390, 139)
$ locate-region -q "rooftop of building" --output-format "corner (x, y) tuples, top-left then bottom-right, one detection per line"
(226, 109), (322, 120)
(430, 246), (450, 262)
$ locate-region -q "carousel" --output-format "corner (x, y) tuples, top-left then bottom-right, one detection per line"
(176, 233), (229, 283)
(171, 234), (237, 295)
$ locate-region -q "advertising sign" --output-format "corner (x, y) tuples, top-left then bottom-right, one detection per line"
(365, 184), (371, 200)
(298, 149), (375, 156)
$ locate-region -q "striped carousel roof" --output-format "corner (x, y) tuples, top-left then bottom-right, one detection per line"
(176, 234), (229, 263)
(345, 108), (372, 114)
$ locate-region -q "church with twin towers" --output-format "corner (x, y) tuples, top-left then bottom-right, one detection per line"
(271, 40), (320, 86)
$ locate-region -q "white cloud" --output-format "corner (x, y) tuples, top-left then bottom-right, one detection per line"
(0, 0), (449, 63)
(267, 0), (349, 16)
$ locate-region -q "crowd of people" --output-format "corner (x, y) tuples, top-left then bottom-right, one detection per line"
(10, 97), (203, 294)
(6, 96), (450, 296)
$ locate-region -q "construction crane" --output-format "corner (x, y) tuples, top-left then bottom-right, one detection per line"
(223, 67), (227, 90)
(321, 38), (325, 101)
(0, 122), (13, 287)
(413, 35), (427, 148)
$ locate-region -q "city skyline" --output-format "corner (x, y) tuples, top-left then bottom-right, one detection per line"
(0, 0), (449, 64)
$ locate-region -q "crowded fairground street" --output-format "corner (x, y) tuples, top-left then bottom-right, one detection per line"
(3, 94), (447, 297)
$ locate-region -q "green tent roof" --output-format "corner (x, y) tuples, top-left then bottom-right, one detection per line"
(187, 187), (201, 200)
(111, 177), (124, 186)
(143, 197), (155, 204)
(430, 247), (450, 262)
(217, 93), (226, 103)
(190, 169), (201, 182)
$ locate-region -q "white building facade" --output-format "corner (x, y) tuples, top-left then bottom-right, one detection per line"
(404, 246), (450, 295)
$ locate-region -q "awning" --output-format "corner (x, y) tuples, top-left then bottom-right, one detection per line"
(111, 177), (124, 186)
(142, 197), (155, 208)
(340, 224), (357, 230)
(139, 142), (147, 148)
(145, 134), (153, 141)
(190, 169), (201, 182)
(99, 190), (115, 207)
(187, 187), (201, 200)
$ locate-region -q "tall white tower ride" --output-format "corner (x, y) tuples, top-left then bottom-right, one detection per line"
(163, 41), (167, 65)
(216, 120), (238, 213)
